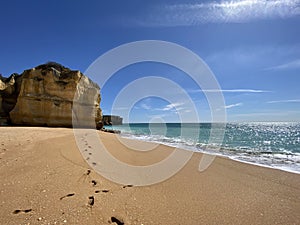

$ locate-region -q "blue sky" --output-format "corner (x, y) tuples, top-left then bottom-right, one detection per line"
(1, 0), (299, 122)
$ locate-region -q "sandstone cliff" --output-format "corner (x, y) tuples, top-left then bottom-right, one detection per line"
(0, 62), (102, 128)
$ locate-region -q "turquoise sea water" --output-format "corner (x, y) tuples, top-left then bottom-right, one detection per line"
(107, 122), (300, 173)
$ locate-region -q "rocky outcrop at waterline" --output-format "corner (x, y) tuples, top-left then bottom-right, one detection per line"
(102, 115), (123, 125)
(0, 62), (102, 128)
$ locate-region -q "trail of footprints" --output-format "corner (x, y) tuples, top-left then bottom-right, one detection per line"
(82, 134), (98, 167)
(58, 169), (118, 207)
(12, 168), (132, 224)
(59, 169), (131, 224)
(12, 133), (131, 224)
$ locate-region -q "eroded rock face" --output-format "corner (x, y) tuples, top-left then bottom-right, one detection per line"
(0, 73), (22, 125)
(0, 62), (102, 128)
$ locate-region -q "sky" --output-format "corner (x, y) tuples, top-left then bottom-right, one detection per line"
(0, 0), (299, 122)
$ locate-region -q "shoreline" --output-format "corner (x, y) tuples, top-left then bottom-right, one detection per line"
(1, 127), (299, 224)
(117, 131), (300, 175)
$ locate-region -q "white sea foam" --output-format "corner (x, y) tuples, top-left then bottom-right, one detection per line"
(109, 122), (300, 174)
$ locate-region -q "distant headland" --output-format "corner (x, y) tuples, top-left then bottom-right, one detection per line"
(103, 115), (123, 125)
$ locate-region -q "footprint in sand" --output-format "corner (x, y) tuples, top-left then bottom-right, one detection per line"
(78, 169), (91, 183)
(95, 190), (109, 193)
(91, 180), (97, 186)
(88, 196), (94, 206)
(59, 193), (75, 200)
(111, 216), (124, 225)
(86, 169), (91, 175)
(13, 209), (32, 214)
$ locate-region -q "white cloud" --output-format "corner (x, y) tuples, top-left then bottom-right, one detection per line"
(140, 102), (187, 112)
(134, 98), (155, 110)
(189, 89), (270, 93)
(265, 59), (300, 70)
(215, 89), (269, 93)
(267, 99), (300, 103)
(205, 45), (300, 71)
(225, 102), (243, 109)
(161, 102), (185, 111)
(141, 0), (300, 26)
(140, 103), (151, 110)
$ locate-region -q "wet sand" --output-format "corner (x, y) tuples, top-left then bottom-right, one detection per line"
(0, 127), (299, 225)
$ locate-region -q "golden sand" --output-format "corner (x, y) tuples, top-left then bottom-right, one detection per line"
(0, 127), (299, 225)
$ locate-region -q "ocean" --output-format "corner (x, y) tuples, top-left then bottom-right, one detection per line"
(106, 122), (300, 174)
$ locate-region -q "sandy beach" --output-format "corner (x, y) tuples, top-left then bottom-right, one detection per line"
(0, 127), (299, 225)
